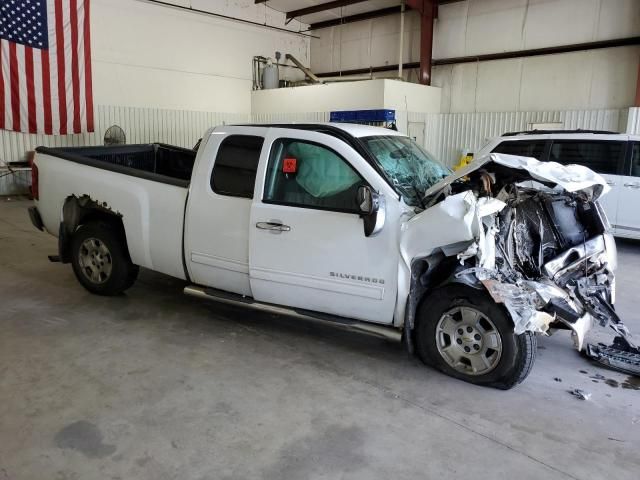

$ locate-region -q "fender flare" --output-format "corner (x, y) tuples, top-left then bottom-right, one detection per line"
(58, 195), (127, 263)
(403, 255), (483, 354)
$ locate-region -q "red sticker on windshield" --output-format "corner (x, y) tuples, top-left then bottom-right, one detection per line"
(283, 157), (297, 173)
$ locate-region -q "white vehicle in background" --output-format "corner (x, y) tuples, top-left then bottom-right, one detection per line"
(476, 130), (640, 239)
(28, 123), (622, 389)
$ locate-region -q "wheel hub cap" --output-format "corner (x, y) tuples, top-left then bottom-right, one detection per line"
(435, 306), (503, 376)
(78, 238), (112, 284)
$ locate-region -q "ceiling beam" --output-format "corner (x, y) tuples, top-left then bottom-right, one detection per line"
(286, 0), (370, 21)
(307, 0), (466, 29)
(309, 5), (411, 30)
(315, 35), (640, 77)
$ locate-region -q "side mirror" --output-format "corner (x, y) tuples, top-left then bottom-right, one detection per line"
(357, 186), (385, 237)
(357, 185), (378, 215)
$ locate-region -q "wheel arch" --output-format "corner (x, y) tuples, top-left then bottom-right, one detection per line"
(59, 195), (130, 264)
(403, 253), (484, 353)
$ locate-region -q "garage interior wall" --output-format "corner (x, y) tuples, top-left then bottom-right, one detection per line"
(0, 0), (309, 165)
(311, 0), (640, 112)
(308, 0), (640, 163)
(2, 0), (640, 181)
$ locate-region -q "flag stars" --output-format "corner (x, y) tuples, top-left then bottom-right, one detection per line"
(0, 0), (48, 49)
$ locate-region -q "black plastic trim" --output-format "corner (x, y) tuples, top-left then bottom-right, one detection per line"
(623, 140), (637, 177)
(28, 206), (43, 231)
(35, 145), (191, 188)
(58, 222), (72, 263)
(502, 129), (619, 136)
(181, 190), (192, 283)
(261, 199), (362, 215)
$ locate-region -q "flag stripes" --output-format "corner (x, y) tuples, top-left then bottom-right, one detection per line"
(0, 0), (94, 135)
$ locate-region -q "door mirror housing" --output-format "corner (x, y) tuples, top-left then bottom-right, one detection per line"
(357, 185), (378, 215)
(357, 186), (385, 237)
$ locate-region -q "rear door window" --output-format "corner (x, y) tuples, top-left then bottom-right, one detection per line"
(492, 141), (547, 160)
(631, 143), (640, 177)
(211, 135), (264, 198)
(549, 140), (624, 175)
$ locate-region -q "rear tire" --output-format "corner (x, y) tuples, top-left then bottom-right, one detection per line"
(70, 221), (139, 296)
(415, 284), (536, 389)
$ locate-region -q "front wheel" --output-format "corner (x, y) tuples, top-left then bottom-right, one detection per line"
(70, 221), (139, 296)
(415, 284), (536, 389)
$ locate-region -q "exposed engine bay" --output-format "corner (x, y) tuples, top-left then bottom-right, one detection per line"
(407, 153), (635, 359)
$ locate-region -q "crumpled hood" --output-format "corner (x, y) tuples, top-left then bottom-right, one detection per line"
(424, 153), (610, 200)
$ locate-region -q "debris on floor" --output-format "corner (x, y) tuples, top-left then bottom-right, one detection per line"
(554, 377), (562, 382)
(586, 336), (640, 377)
(569, 389), (591, 400)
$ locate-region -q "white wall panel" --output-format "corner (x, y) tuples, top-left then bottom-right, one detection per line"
(311, 0), (640, 70)
(2, 106), (632, 196)
(92, 0), (310, 113)
(310, 0), (640, 113)
(251, 112), (330, 123)
(627, 108), (640, 135)
(244, 107), (630, 170)
(0, 105), (249, 165)
(415, 108), (629, 168)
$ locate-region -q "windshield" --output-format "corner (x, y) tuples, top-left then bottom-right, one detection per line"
(362, 135), (451, 207)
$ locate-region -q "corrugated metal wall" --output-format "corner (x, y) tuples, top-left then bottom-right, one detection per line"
(252, 112), (330, 123)
(413, 108), (629, 167)
(249, 108), (629, 167)
(626, 107), (640, 135)
(0, 105), (250, 164)
(0, 106), (249, 194)
(0, 106), (633, 194)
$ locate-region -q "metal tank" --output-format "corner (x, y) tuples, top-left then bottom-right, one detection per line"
(262, 59), (279, 89)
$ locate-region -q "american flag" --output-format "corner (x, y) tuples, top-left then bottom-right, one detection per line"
(0, 0), (94, 135)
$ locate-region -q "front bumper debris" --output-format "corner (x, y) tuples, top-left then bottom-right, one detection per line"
(586, 339), (640, 377)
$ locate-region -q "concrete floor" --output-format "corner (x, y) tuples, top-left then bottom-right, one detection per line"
(1, 197), (639, 480)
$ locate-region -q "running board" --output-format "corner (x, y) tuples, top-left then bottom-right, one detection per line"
(183, 285), (401, 342)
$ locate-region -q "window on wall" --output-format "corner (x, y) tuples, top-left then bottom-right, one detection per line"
(492, 141), (547, 160)
(549, 141), (624, 175)
(211, 135), (264, 198)
(263, 139), (366, 213)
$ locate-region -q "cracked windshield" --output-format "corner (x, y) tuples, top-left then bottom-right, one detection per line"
(363, 135), (451, 207)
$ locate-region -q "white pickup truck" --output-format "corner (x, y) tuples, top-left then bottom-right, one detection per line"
(29, 123), (621, 389)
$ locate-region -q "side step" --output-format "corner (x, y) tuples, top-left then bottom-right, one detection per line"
(183, 285), (402, 342)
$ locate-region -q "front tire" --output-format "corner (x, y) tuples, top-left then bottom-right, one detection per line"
(415, 284), (536, 389)
(70, 221), (139, 296)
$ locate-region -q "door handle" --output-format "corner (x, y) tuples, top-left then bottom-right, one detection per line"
(623, 183), (640, 189)
(606, 181), (616, 186)
(256, 222), (291, 232)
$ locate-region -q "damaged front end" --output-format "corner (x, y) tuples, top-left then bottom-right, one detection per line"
(477, 186), (617, 350)
(418, 153), (625, 352)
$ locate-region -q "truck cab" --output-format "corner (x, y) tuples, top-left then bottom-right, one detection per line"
(186, 124), (413, 325)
